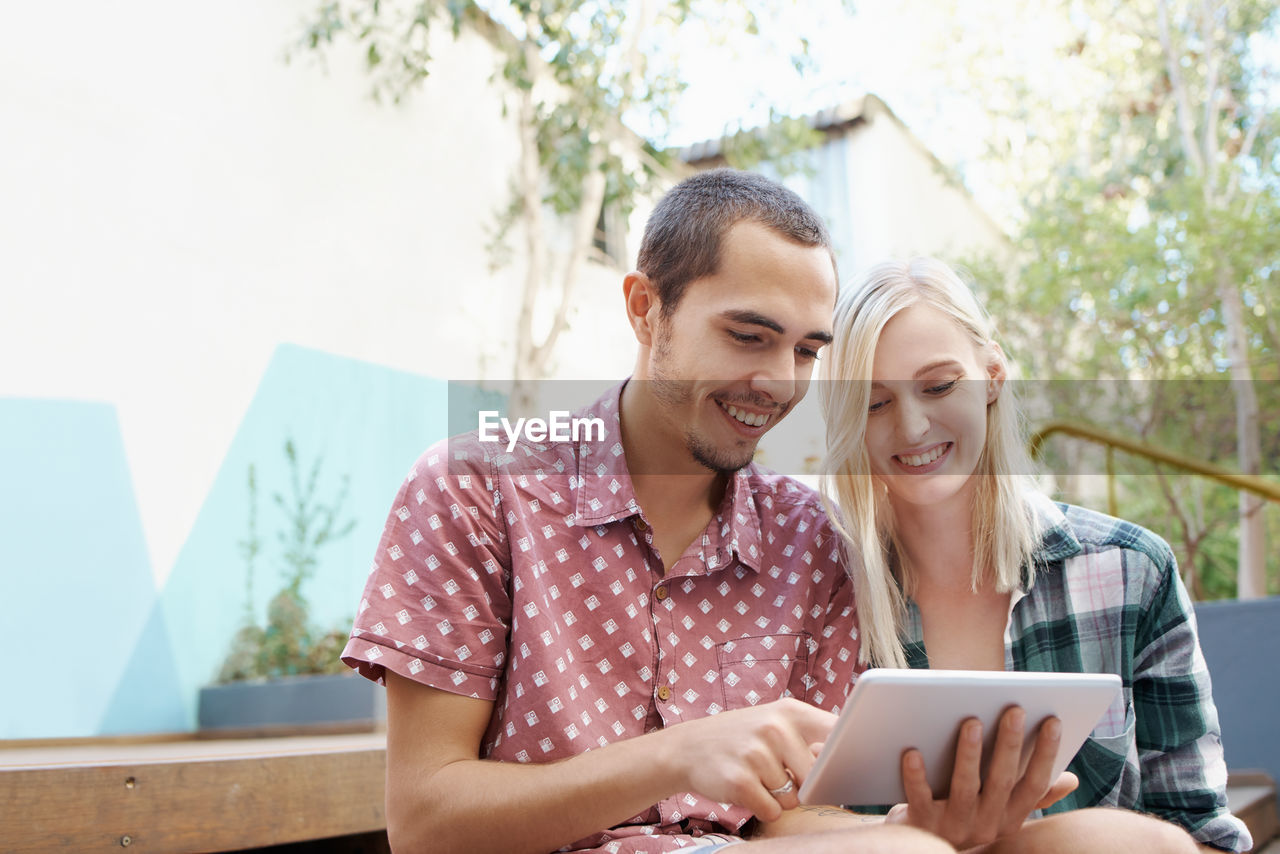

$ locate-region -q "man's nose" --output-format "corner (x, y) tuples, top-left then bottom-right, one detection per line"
(748, 350), (798, 405)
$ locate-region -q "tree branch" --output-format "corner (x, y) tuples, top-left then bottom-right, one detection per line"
(1225, 115), (1263, 201)
(1200, 0), (1224, 199)
(512, 10), (548, 391)
(528, 0), (652, 374)
(1153, 466), (1201, 598)
(529, 158), (606, 372)
(1155, 0), (1206, 176)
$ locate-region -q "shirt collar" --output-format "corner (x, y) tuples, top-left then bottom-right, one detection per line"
(570, 381), (764, 573)
(572, 381), (641, 526)
(1019, 492), (1082, 589)
(1028, 492), (1082, 563)
(711, 467), (764, 573)
(904, 494), (1083, 653)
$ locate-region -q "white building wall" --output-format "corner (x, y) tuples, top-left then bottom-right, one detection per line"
(759, 102), (1008, 289)
(0, 1), (640, 586)
(839, 107), (1010, 277)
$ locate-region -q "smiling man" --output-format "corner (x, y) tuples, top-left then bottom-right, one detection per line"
(339, 170), (955, 854)
(629, 217), (834, 475)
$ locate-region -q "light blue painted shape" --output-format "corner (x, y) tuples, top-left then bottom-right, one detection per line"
(0, 399), (160, 738)
(98, 599), (187, 733)
(158, 344), (454, 730)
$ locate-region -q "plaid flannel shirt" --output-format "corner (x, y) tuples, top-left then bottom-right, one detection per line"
(892, 498), (1251, 852)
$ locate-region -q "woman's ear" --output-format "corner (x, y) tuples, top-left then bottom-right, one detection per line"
(623, 272), (660, 347)
(986, 342), (1008, 405)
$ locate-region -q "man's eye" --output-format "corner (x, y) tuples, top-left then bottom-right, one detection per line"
(926, 380), (958, 395)
(728, 330), (760, 344)
(796, 346), (821, 362)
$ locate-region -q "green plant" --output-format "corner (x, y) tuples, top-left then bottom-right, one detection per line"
(217, 439), (357, 683)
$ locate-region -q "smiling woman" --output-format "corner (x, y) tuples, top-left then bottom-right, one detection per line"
(819, 257), (1038, 671)
(816, 257), (1253, 852)
(863, 302), (1004, 512)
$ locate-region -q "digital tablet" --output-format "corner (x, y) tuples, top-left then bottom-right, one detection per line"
(798, 669), (1122, 806)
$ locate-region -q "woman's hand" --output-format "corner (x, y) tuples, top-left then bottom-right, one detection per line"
(885, 707), (1079, 849)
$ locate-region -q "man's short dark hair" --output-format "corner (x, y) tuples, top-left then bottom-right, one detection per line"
(635, 168), (836, 316)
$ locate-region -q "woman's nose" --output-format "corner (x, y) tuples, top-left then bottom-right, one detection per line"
(896, 398), (930, 443)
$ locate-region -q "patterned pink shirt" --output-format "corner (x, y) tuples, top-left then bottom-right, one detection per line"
(342, 384), (861, 853)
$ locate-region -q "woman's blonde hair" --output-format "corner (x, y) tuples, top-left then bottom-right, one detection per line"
(819, 258), (1042, 668)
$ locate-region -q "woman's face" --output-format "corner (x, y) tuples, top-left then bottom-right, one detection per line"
(865, 302), (1001, 513)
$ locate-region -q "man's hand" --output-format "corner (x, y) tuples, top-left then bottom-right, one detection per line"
(659, 698), (838, 822)
(885, 707), (1079, 849)
(385, 675), (840, 853)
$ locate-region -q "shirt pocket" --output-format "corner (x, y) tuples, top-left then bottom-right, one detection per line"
(1070, 692), (1137, 808)
(715, 632), (811, 709)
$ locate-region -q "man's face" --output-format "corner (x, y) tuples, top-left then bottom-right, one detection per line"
(645, 220), (838, 474)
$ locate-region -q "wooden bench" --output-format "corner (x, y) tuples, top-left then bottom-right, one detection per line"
(0, 732), (388, 853)
(5, 732), (1274, 852)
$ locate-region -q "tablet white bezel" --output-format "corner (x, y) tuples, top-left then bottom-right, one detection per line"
(797, 669), (1123, 806)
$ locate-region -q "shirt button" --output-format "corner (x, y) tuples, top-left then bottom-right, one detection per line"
(635, 517), (649, 532)
(657, 685), (672, 701)
(655, 586), (668, 601)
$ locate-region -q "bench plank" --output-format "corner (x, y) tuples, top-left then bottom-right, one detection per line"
(0, 733), (387, 853)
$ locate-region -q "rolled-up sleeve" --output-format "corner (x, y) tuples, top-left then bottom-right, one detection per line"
(1133, 546), (1251, 852)
(341, 438), (512, 701)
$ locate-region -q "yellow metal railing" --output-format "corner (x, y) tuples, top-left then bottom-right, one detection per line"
(1028, 420), (1280, 517)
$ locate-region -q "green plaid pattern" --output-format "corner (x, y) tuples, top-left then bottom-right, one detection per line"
(884, 500), (1250, 852)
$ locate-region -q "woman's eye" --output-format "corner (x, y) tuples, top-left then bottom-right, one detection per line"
(868, 399), (888, 414)
(925, 379), (958, 395)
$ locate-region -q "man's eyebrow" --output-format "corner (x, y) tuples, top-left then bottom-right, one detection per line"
(722, 309), (784, 334)
(721, 310), (833, 343)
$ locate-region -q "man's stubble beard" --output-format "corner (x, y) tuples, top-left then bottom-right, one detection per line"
(650, 330), (757, 476)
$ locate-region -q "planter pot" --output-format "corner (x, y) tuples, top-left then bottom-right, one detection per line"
(198, 672), (385, 736)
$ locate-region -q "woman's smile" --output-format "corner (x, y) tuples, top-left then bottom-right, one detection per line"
(892, 441), (953, 472)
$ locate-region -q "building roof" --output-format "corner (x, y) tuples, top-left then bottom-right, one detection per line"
(678, 94), (891, 165)
(676, 93), (1009, 249)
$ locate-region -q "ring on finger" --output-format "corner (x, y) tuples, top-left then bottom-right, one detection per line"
(768, 776), (795, 798)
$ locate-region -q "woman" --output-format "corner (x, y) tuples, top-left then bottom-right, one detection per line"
(818, 258), (1249, 852)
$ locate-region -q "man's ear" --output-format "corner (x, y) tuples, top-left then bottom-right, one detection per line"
(623, 272), (661, 347)
(986, 342), (1008, 405)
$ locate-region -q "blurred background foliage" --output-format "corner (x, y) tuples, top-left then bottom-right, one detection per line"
(295, 0), (1277, 599)
(941, 0), (1279, 599)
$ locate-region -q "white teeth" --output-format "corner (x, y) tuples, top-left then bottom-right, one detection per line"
(898, 444), (947, 467)
(722, 403), (767, 428)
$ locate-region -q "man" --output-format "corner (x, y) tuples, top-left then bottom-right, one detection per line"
(339, 170), (1182, 853)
